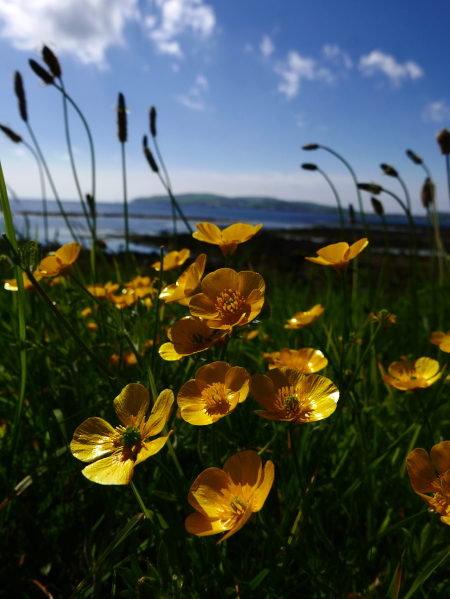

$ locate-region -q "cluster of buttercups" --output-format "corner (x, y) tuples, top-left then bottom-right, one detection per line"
(9, 225), (449, 541)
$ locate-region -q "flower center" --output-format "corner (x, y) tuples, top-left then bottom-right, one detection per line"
(229, 495), (246, 514)
(275, 385), (314, 420)
(192, 332), (205, 345)
(119, 425), (141, 447)
(216, 289), (245, 317)
(202, 382), (231, 416)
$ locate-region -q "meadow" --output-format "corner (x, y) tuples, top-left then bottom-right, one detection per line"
(1, 47), (450, 599)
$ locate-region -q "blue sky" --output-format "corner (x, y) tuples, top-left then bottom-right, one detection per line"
(0, 0), (449, 214)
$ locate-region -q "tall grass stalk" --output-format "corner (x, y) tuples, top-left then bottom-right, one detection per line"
(0, 162), (27, 476)
(21, 140), (48, 244)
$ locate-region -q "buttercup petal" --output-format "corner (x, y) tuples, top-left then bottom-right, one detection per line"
(406, 448), (438, 493)
(135, 431), (173, 466)
(193, 223), (223, 244)
(430, 441), (450, 476)
(113, 383), (150, 427)
(37, 256), (62, 276)
(238, 271), (266, 297)
(217, 503), (253, 544)
(225, 366), (250, 402)
(56, 242), (82, 265)
(81, 448), (135, 485)
(316, 242), (349, 263)
(70, 417), (117, 462)
(143, 389), (174, 437)
(415, 357), (440, 380)
(223, 450), (262, 490)
(188, 468), (232, 518)
(253, 460), (275, 511)
(201, 268), (240, 299)
(196, 361), (231, 389)
(185, 513), (230, 536)
(346, 238), (369, 260)
(221, 223), (262, 243)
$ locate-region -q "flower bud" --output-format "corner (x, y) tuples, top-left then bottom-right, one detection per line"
(117, 93), (127, 143)
(358, 182), (382, 195)
(150, 106), (157, 137)
(0, 124), (22, 143)
(301, 163), (318, 171)
(406, 149), (422, 165)
(436, 129), (450, 155)
(302, 143), (319, 150)
(371, 197), (384, 216)
(380, 163), (398, 178)
(14, 72), (27, 122)
(421, 177), (435, 209)
(42, 45), (62, 78)
(143, 136), (159, 173)
(29, 59), (54, 85)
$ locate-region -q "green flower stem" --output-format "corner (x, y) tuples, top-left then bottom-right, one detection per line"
(415, 392), (435, 447)
(289, 423), (302, 487)
(164, 429), (186, 481)
(59, 77), (93, 234)
(446, 154), (450, 212)
(25, 269), (118, 384)
(25, 121), (78, 243)
(121, 142), (130, 261)
(155, 170), (193, 234)
(396, 173), (412, 214)
(0, 164), (27, 476)
(316, 166), (345, 239)
(319, 145), (367, 236)
(21, 140), (48, 244)
(345, 321), (382, 396)
(52, 82), (96, 224)
(153, 136), (177, 244)
(129, 480), (152, 520)
(151, 246), (164, 370)
(309, 327), (339, 374)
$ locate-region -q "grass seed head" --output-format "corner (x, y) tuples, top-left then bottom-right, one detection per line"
(302, 143), (319, 150)
(150, 106), (157, 137)
(436, 128), (450, 155)
(42, 45), (62, 78)
(0, 124), (22, 143)
(406, 149), (422, 164)
(14, 72), (27, 122)
(143, 136), (159, 172)
(117, 93), (127, 143)
(380, 163), (398, 178)
(301, 163), (318, 171)
(29, 59), (54, 85)
(421, 177), (435, 208)
(371, 196), (384, 216)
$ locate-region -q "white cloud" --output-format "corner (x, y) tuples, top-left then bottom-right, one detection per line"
(422, 100), (450, 123)
(176, 74), (209, 110)
(0, 0), (140, 67)
(144, 0), (215, 58)
(358, 50), (424, 86)
(260, 35), (274, 57)
(275, 51), (332, 99)
(322, 44), (352, 69)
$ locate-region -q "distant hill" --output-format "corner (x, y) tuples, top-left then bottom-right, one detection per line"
(132, 193), (342, 214)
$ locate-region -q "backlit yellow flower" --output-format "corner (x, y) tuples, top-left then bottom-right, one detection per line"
(152, 249), (190, 271)
(284, 304), (324, 329)
(193, 222), (263, 257)
(250, 367), (339, 423)
(37, 242), (82, 277)
(382, 357), (442, 391)
(407, 441), (450, 525)
(4, 271), (42, 291)
(110, 285), (154, 309)
(110, 350), (138, 368)
(177, 361), (250, 425)
(263, 348), (328, 374)
(87, 321), (98, 332)
(189, 268), (265, 329)
(160, 254), (206, 306)
(159, 316), (228, 361)
(305, 239), (368, 273)
(370, 310), (396, 327)
(430, 331), (450, 354)
(70, 383), (173, 485)
(185, 450), (274, 543)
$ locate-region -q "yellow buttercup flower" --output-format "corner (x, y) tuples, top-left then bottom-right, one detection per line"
(285, 304), (324, 329)
(189, 268), (265, 329)
(70, 383), (173, 485)
(407, 442), (450, 525)
(152, 248), (190, 271)
(87, 321), (98, 332)
(177, 361), (250, 425)
(37, 242), (82, 277)
(382, 357), (442, 391)
(370, 310), (396, 327)
(185, 450), (274, 543)
(160, 254), (206, 306)
(4, 271), (42, 291)
(430, 331), (450, 354)
(263, 348), (328, 374)
(159, 316), (228, 361)
(305, 239), (368, 273)
(124, 276), (157, 294)
(250, 367), (339, 423)
(193, 222), (263, 257)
